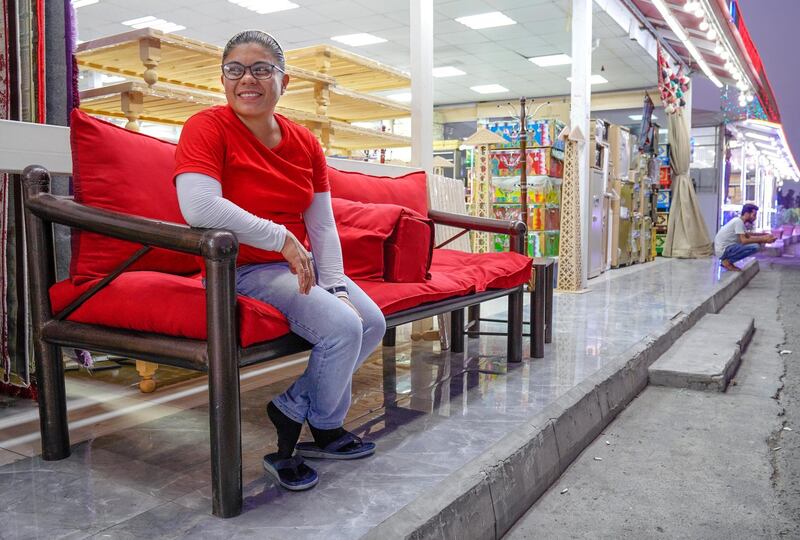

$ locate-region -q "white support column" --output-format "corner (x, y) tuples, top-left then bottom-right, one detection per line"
(570, 0), (592, 289)
(410, 0), (433, 173)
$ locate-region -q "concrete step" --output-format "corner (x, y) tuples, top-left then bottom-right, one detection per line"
(764, 240), (786, 257)
(648, 313), (755, 392)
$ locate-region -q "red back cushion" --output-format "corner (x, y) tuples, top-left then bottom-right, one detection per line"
(69, 110), (200, 283)
(327, 166), (428, 217)
(384, 212), (434, 282)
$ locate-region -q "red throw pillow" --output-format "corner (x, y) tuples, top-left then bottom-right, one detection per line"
(331, 198), (433, 282)
(384, 211), (434, 282)
(327, 166), (428, 217)
(69, 110), (199, 283)
(331, 198), (402, 280)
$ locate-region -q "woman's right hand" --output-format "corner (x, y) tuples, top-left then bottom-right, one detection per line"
(281, 232), (315, 294)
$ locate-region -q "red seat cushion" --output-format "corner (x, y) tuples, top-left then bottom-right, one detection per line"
(356, 249), (532, 315)
(327, 166), (428, 217)
(48, 250), (531, 345)
(49, 273), (290, 347)
(69, 110), (200, 284)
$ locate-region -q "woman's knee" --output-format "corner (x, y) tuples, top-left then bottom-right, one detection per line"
(358, 300), (386, 338)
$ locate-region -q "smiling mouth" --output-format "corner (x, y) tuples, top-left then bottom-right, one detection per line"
(238, 92), (262, 98)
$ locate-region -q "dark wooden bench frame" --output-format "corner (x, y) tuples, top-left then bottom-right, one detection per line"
(22, 165), (537, 518)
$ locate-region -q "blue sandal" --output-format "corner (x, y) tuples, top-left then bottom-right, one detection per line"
(262, 453), (319, 491)
(295, 432), (376, 460)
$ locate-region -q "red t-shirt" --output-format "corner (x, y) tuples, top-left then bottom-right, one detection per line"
(174, 105), (329, 266)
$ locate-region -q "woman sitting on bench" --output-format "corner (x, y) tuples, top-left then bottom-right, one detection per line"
(174, 30), (386, 491)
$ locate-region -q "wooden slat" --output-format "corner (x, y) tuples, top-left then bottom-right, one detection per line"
(285, 44), (410, 92)
(281, 85), (410, 121)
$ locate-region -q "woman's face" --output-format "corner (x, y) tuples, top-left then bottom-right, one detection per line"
(221, 42), (289, 121)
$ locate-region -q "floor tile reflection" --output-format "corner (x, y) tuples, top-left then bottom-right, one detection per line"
(0, 258), (747, 538)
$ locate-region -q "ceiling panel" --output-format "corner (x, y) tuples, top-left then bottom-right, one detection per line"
(74, 0), (661, 106)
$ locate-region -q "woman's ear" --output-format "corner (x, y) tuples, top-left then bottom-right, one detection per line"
(281, 73), (290, 95)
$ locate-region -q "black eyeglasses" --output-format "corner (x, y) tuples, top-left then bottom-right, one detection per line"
(221, 61), (285, 80)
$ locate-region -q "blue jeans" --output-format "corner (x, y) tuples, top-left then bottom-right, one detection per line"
(720, 243), (758, 264)
(236, 263), (386, 429)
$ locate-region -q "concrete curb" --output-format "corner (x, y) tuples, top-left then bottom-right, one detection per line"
(649, 315), (755, 392)
(361, 260), (759, 540)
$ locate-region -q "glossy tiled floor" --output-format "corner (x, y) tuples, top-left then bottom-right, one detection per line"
(0, 258), (741, 539)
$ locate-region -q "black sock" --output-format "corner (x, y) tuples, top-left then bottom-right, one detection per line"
(309, 424), (346, 449)
(267, 401), (302, 459)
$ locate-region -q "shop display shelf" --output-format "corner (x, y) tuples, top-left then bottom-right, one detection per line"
(76, 29), (413, 153)
(280, 85), (410, 122)
(285, 44), (410, 93)
(75, 28), (334, 95)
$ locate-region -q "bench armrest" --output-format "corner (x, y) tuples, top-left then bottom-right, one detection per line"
(428, 209), (527, 236)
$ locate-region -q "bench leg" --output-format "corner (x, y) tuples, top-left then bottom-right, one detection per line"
(136, 360), (158, 393)
(35, 341), (70, 460)
(206, 254), (242, 518)
(450, 308), (465, 353)
(531, 267), (546, 359)
(545, 265), (554, 344)
(467, 305), (480, 337)
(508, 287), (523, 363)
(382, 327), (396, 347)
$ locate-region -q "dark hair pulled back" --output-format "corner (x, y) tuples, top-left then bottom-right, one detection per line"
(223, 30), (285, 70)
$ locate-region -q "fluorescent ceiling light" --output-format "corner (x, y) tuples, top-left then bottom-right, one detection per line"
(648, 0), (722, 87)
(456, 12), (516, 30)
(629, 114), (658, 121)
(227, 0), (298, 14)
(72, 0), (99, 7)
(386, 92), (412, 103)
(470, 84), (509, 94)
(432, 66), (466, 78)
(121, 16), (185, 33)
(529, 54), (572, 67)
(331, 33), (386, 47)
(756, 142), (779, 151)
(744, 132), (772, 142)
(567, 75), (609, 85)
(100, 74), (126, 84)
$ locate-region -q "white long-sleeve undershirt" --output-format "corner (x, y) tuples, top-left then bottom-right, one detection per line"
(175, 172), (347, 294)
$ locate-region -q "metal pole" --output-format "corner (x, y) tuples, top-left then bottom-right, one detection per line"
(519, 97), (528, 239)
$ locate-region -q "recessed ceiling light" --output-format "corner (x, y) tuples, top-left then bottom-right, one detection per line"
(121, 15), (185, 33)
(331, 33), (387, 47)
(528, 54), (572, 67)
(433, 66), (466, 78)
(456, 12), (516, 30)
(72, 0), (99, 7)
(386, 92), (412, 103)
(470, 84), (509, 94)
(227, 0), (298, 14)
(629, 114), (658, 121)
(567, 75), (609, 85)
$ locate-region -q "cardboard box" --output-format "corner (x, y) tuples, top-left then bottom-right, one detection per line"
(656, 190), (671, 210)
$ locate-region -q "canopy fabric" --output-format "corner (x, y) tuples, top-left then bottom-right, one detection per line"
(662, 110), (713, 258)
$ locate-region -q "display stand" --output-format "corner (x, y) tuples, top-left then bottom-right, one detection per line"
(486, 119), (565, 258)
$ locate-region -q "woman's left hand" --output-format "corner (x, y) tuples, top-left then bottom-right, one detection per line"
(339, 296), (363, 322)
